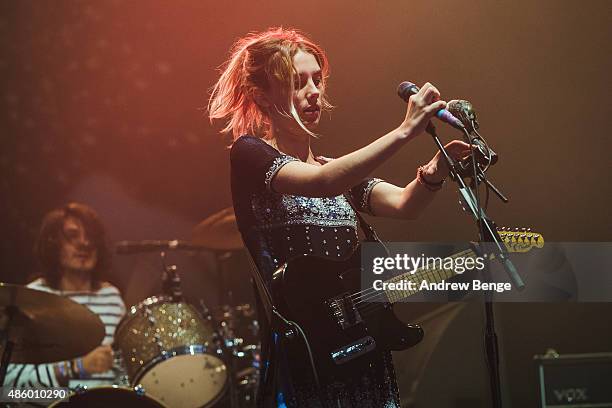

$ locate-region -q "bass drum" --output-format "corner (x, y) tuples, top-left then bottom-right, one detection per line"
(114, 296), (228, 408)
(49, 385), (167, 408)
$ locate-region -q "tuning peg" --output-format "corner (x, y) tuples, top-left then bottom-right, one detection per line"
(520, 234), (526, 240)
(533, 234), (540, 241)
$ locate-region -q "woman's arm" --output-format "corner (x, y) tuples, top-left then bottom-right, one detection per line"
(272, 83), (447, 197)
(369, 140), (472, 219)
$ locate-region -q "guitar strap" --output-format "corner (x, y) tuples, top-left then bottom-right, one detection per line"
(246, 252), (274, 326)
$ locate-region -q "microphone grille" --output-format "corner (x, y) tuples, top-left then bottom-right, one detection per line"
(397, 81), (419, 102)
(447, 100), (479, 132)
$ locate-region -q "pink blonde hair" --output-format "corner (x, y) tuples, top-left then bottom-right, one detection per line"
(208, 27), (332, 142)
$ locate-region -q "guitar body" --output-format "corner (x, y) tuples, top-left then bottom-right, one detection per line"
(270, 246), (424, 381)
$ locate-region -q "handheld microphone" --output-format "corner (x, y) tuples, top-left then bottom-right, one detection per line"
(397, 81), (465, 130)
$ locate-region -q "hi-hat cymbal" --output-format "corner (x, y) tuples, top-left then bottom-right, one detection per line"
(192, 207), (244, 250)
(0, 283), (105, 364)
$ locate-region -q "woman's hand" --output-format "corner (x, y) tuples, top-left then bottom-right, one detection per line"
(421, 140), (472, 183)
(399, 82), (448, 138)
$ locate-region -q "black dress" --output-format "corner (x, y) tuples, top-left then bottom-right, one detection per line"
(230, 135), (400, 407)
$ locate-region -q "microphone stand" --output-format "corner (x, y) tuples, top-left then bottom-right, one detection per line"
(425, 121), (524, 408)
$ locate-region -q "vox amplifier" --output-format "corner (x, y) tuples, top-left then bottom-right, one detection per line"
(534, 351), (612, 407)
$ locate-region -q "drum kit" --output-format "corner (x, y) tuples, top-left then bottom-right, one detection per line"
(0, 207), (260, 407)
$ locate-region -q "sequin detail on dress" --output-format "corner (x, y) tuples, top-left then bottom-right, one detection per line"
(265, 156), (299, 192)
(360, 178), (384, 215)
(251, 191), (358, 231)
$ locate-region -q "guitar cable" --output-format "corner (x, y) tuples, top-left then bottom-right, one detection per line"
(272, 309), (323, 398)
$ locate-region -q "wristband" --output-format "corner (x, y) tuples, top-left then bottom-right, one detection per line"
(70, 359), (79, 379)
(57, 362), (66, 378)
(417, 166), (445, 191)
(77, 358), (87, 379)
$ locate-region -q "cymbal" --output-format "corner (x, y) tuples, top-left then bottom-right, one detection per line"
(192, 207), (244, 250)
(0, 283), (105, 364)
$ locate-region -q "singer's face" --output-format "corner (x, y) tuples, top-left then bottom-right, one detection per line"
(58, 216), (97, 273)
(268, 50), (323, 134)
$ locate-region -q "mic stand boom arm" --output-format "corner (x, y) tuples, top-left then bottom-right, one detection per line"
(470, 166), (509, 204)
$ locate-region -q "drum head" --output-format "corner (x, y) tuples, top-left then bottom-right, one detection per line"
(138, 354), (228, 408)
(50, 386), (167, 408)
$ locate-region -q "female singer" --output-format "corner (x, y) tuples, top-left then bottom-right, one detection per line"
(209, 27), (470, 407)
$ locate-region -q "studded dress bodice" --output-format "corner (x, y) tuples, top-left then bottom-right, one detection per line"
(230, 136), (381, 286)
(229, 135), (399, 407)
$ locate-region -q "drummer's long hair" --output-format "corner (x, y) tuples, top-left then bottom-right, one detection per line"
(34, 202), (110, 291)
(208, 27), (332, 142)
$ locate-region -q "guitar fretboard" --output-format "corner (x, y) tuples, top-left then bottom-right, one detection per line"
(383, 248), (478, 303)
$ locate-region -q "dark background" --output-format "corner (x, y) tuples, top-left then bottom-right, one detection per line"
(1, 1), (610, 406)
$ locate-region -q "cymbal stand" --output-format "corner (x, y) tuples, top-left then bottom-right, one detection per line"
(216, 251), (234, 307)
(160, 251), (183, 302)
(214, 250), (241, 408)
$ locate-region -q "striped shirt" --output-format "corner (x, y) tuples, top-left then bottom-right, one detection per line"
(4, 279), (126, 389)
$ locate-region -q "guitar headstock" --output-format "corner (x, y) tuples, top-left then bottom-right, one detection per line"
(497, 227), (545, 253)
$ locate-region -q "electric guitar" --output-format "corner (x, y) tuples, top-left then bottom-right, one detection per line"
(270, 227), (544, 380)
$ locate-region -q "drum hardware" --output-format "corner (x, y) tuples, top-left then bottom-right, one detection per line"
(115, 239), (212, 255)
(115, 250), (229, 408)
(160, 251), (183, 302)
(115, 294), (229, 408)
(192, 205), (262, 408)
(113, 206), (262, 407)
(213, 303), (260, 408)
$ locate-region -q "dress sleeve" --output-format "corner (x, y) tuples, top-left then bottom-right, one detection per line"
(230, 136), (298, 193)
(349, 178), (384, 215)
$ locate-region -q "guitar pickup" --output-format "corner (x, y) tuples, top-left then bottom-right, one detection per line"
(330, 336), (376, 365)
(327, 294), (363, 330)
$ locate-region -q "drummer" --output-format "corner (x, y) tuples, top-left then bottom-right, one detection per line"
(4, 203), (126, 389)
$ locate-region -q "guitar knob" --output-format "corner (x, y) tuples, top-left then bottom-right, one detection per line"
(533, 235), (540, 241)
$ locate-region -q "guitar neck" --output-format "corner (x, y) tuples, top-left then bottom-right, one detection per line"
(382, 248), (481, 304)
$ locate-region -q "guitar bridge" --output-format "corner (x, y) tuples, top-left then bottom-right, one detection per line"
(327, 294), (363, 330)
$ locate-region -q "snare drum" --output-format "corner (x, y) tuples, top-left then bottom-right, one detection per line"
(114, 296), (227, 408)
(49, 385), (167, 407)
